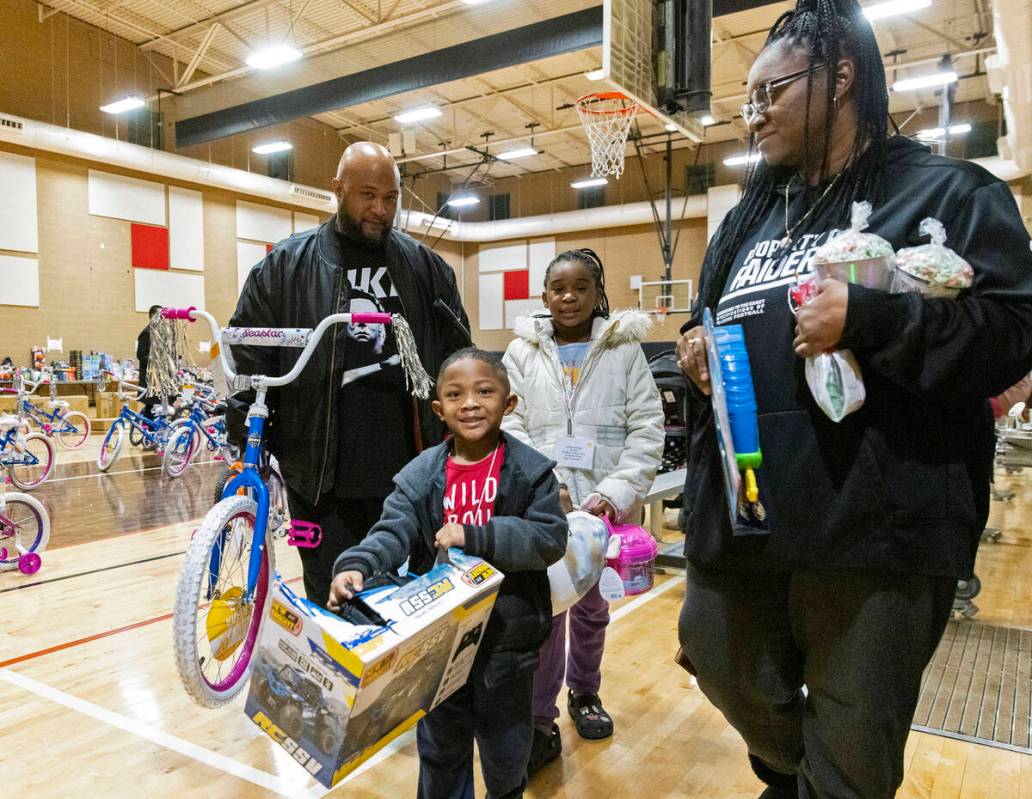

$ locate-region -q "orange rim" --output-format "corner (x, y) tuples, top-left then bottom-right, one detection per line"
(575, 91), (640, 116)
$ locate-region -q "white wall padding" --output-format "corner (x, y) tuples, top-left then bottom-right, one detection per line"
(528, 238), (556, 295)
(479, 273), (504, 331)
(479, 242), (528, 272)
(236, 240), (269, 295)
(294, 212), (321, 233)
(168, 186), (204, 271)
(236, 200), (292, 244)
(0, 255), (39, 306)
(0, 152), (38, 253)
(134, 269), (204, 313)
(88, 170), (166, 225)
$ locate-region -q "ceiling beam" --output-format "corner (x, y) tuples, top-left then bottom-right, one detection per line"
(175, 7), (603, 148)
(177, 23), (219, 89)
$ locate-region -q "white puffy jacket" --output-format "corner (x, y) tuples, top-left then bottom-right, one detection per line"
(501, 310), (666, 521)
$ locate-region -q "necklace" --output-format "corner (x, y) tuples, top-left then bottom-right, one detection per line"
(781, 170), (845, 247)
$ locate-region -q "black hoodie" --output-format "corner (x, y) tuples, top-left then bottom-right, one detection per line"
(683, 136), (1032, 578)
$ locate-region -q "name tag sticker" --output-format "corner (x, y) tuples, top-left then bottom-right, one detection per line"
(555, 435), (595, 469)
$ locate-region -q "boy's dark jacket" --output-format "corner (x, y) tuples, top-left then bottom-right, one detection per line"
(333, 431), (568, 688)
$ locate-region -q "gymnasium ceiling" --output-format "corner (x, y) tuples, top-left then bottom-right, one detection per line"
(42, 0), (999, 182)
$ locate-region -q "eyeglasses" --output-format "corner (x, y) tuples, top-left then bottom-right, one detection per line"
(740, 64), (826, 122)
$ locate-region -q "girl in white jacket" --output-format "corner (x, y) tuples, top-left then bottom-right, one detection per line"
(501, 248), (665, 772)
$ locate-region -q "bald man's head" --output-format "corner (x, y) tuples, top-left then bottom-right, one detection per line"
(331, 141), (401, 246)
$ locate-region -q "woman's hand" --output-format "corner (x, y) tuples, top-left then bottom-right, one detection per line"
(675, 326), (711, 396)
(794, 278), (849, 358)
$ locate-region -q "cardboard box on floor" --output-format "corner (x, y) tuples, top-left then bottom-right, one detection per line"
(245, 553), (503, 788)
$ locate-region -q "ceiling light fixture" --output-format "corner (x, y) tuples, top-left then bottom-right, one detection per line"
(100, 96), (145, 114)
(570, 177), (608, 189)
(723, 153), (762, 166)
(892, 70), (958, 92)
(251, 141), (293, 155)
(915, 122), (972, 139)
(245, 44), (302, 70)
(585, 69), (605, 81)
(394, 106), (442, 124)
(700, 114), (716, 126)
(446, 195), (480, 208)
(497, 147), (537, 160)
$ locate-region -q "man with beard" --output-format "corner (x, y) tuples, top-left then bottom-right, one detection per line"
(229, 142), (471, 604)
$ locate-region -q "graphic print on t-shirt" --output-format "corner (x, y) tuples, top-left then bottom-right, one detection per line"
(716, 229), (840, 326)
(444, 445), (505, 527)
(342, 276), (402, 388)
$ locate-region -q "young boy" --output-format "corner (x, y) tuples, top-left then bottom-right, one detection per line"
(329, 347), (568, 799)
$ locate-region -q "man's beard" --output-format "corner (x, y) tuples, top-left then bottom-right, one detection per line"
(336, 205), (391, 246)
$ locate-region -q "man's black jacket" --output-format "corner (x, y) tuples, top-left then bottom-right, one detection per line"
(228, 221), (471, 504)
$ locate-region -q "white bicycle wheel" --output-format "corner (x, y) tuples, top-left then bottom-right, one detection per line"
(97, 422), (125, 472)
(56, 410), (91, 450)
(173, 494), (275, 707)
(0, 491), (50, 572)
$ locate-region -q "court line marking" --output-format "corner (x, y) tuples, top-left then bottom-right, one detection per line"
(0, 668), (316, 799)
(0, 550), (187, 595)
(1, 568), (684, 796)
(0, 574), (303, 667)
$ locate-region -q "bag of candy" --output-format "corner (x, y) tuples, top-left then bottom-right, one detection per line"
(811, 201), (896, 289)
(891, 218), (974, 298)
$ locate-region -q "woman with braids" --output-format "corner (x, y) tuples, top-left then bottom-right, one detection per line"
(674, 1), (1032, 797)
(501, 249), (664, 772)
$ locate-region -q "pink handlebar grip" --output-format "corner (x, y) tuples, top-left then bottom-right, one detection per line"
(350, 312), (392, 325)
(0, 388), (15, 394)
(161, 306), (197, 321)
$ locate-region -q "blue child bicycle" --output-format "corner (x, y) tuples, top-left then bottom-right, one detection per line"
(0, 398), (55, 491)
(13, 373), (92, 450)
(165, 305), (431, 707)
(97, 372), (177, 472)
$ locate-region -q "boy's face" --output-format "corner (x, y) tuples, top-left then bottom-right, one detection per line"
(432, 358), (516, 444)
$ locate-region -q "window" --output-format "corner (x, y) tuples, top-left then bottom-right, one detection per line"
(126, 109), (163, 150)
(267, 150), (293, 181)
(489, 193), (510, 221)
(577, 185), (605, 209)
(684, 162), (715, 196)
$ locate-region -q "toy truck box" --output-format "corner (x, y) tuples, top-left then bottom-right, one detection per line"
(245, 553), (503, 787)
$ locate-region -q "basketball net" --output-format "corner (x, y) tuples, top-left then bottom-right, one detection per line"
(654, 304), (669, 328)
(576, 92), (639, 179)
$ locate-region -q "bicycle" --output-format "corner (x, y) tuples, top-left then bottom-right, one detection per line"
(97, 372), (176, 472)
(167, 305), (430, 707)
(0, 406), (55, 491)
(13, 373), (92, 450)
(163, 387), (230, 478)
(0, 477), (51, 574)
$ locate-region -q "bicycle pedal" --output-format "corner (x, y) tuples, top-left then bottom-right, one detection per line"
(287, 520), (323, 549)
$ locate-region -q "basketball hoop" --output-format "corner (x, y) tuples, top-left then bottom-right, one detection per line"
(576, 91), (639, 179)
(654, 304), (669, 327)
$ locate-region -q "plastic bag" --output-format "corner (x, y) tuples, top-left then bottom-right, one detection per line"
(891, 217), (974, 298)
(790, 275), (866, 422)
(812, 201), (896, 289)
(804, 349), (866, 422)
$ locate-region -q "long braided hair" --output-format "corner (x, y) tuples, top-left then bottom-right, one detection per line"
(544, 248), (612, 319)
(700, 0), (889, 312)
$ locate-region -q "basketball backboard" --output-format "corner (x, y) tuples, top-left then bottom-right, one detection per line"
(602, 0), (706, 143)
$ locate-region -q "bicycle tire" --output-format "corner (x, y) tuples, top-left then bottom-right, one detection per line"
(173, 494), (274, 707)
(129, 424), (144, 448)
(56, 410), (91, 450)
(8, 433), (55, 490)
(98, 421), (125, 472)
(163, 420), (200, 479)
(0, 491), (50, 571)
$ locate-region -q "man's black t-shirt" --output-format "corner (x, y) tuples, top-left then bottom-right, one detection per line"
(334, 232), (416, 498)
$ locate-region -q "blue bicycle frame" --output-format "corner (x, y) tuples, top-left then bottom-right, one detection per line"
(114, 403), (175, 447)
(209, 412), (270, 603)
(19, 398), (82, 436)
(0, 427), (44, 468)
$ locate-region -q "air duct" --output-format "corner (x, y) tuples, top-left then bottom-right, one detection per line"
(0, 112), (336, 213)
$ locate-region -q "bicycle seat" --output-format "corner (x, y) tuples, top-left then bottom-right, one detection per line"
(0, 414), (22, 431)
(47, 400), (70, 410)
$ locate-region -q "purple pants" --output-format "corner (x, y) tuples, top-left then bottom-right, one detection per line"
(532, 583), (611, 726)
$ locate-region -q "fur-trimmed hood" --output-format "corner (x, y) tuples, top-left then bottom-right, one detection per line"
(512, 309), (652, 349)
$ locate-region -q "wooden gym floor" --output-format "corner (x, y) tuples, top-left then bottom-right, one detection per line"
(2, 437), (1031, 798)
